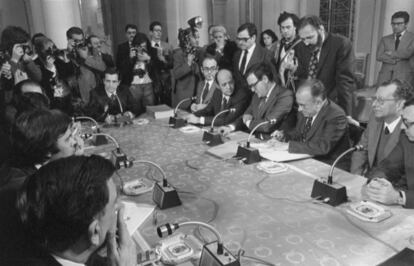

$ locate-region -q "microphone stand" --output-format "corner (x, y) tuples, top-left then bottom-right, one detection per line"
(235, 119), (276, 164)
(311, 145), (364, 206)
(202, 108), (235, 146)
(73, 116), (108, 146)
(169, 96), (197, 128)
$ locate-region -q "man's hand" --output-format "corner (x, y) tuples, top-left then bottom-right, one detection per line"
(191, 103), (206, 112)
(123, 111), (135, 119)
(187, 53), (195, 65)
(242, 114), (252, 127)
(107, 207), (137, 266)
(14, 69), (28, 85)
(365, 178), (400, 205)
(105, 115), (115, 124)
(1, 62), (12, 79)
(186, 114), (200, 124)
(271, 130), (285, 142)
(218, 125), (232, 137)
(129, 49), (137, 59)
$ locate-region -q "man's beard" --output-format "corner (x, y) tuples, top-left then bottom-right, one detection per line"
(309, 33), (323, 51)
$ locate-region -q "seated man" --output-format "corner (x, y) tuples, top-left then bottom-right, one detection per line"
(86, 68), (138, 123)
(15, 155), (136, 265)
(364, 98), (414, 208)
(351, 79), (413, 175)
(272, 79), (351, 169)
(190, 56), (219, 112)
(185, 69), (250, 126)
(219, 62), (293, 138)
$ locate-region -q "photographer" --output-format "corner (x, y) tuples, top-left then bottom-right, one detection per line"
(171, 27), (201, 110)
(85, 34), (115, 77)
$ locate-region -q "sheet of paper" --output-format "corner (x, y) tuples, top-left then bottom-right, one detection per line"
(122, 201), (155, 235)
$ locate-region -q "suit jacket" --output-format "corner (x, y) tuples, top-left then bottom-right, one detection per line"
(377, 31), (414, 85)
(367, 133), (414, 208)
(194, 80), (219, 106)
(286, 100), (351, 168)
(351, 113), (402, 175)
(233, 84), (293, 134)
(295, 33), (356, 115)
(85, 84), (138, 122)
(194, 86), (250, 126)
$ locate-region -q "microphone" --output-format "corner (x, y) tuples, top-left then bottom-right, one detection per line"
(202, 108), (236, 146)
(134, 160), (181, 209)
(169, 96), (197, 128)
(82, 133), (133, 169)
(311, 145), (365, 206)
(157, 221), (240, 266)
(235, 119), (277, 164)
(73, 116), (108, 146)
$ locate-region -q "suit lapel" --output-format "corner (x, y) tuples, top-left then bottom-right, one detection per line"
(306, 101), (329, 140)
(245, 46), (259, 74)
(368, 119), (383, 166)
(258, 85), (279, 118)
(384, 120), (402, 157)
(206, 82), (218, 103)
(316, 34), (330, 76)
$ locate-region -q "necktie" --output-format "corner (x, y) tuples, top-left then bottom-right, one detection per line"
(302, 117), (313, 142)
(240, 50), (249, 74)
(200, 82), (209, 103)
(258, 97), (266, 110)
(384, 126), (390, 135)
(395, 34), (401, 50)
(155, 42), (160, 48)
(307, 48), (320, 79)
(221, 96), (228, 111)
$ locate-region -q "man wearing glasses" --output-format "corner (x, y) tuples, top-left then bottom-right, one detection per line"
(377, 11), (414, 85)
(351, 79), (413, 175)
(363, 97), (414, 208)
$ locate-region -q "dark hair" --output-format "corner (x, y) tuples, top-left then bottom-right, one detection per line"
(131, 33), (149, 47)
(379, 79), (414, 101)
(149, 21), (162, 31)
(14, 92), (50, 118)
(125, 24), (137, 32)
(31, 33), (46, 52)
(17, 155), (116, 252)
(277, 12), (300, 28)
(237, 23), (257, 37)
(104, 67), (120, 80)
(404, 97), (414, 108)
(10, 109), (72, 168)
(298, 15), (324, 30)
(0, 26), (30, 55)
(298, 79), (327, 100)
(66, 27), (84, 39)
(178, 27), (198, 50)
(86, 34), (99, 45)
(15, 79), (43, 95)
(260, 29), (278, 47)
(247, 62), (274, 82)
(392, 11), (410, 23)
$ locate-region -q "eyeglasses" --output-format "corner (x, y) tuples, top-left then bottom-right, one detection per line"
(402, 117), (414, 129)
(202, 66), (217, 72)
(391, 22), (406, 26)
(370, 97), (396, 105)
(236, 36), (251, 42)
(248, 80), (260, 90)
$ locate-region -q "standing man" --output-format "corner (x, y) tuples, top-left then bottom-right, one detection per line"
(351, 79), (413, 175)
(377, 11), (414, 86)
(116, 24), (147, 73)
(296, 15), (356, 117)
(148, 21), (174, 105)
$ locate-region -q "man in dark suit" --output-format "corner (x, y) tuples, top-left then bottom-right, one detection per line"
(219, 62), (293, 138)
(233, 23), (276, 89)
(185, 69), (249, 126)
(364, 98), (414, 208)
(295, 15), (356, 116)
(272, 79), (351, 169)
(86, 68), (138, 122)
(85, 35), (115, 75)
(351, 79), (413, 175)
(14, 155), (136, 265)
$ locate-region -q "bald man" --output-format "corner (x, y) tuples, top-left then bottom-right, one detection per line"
(185, 69), (250, 126)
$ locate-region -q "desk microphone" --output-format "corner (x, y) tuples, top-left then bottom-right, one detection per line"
(311, 145), (364, 206)
(73, 116), (108, 145)
(202, 108), (235, 146)
(169, 96), (197, 128)
(82, 133), (133, 169)
(134, 160), (181, 209)
(235, 119), (277, 164)
(157, 221), (240, 266)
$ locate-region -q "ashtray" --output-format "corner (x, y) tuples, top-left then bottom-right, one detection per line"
(122, 178), (153, 196)
(347, 200), (392, 222)
(156, 233), (203, 265)
(257, 161), (288, 174)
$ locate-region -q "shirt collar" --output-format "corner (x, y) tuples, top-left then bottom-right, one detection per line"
(151, 40), (161, 47)
(106, 90), (117, 98)
(396, 30), (406, 38)
(311, 99), (327, 123)
(246, 43), (256, 55)
(384, 116), (401, 133)
(51, 254), (85, 266)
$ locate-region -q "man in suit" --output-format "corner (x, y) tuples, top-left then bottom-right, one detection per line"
(185, 69), (249, 126)
(364, 98), (414, 208)
(233, 23), (276, 89)
(85, 35), (115, 75)
(272, 79), (351, 169)
(351, 79), (413, 175)
(14, 155), (136, 265)
(295, 15), (356, 116)
(86, 68), (138, 122)
(190, 56), (219, 112)
(148, 21), (174, 105)
(377, 11), (414, 85)
(220, 62), (292, 138)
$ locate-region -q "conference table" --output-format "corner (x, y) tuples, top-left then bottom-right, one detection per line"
(87, 117), (414, 266)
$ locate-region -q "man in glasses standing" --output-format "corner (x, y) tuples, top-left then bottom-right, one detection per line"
(363, 96), (414, 208)
(351, 79), (413, 175)
(377, 11), (414, 86)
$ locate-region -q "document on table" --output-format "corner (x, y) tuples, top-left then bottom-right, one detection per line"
(122, 201), (155, 235)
